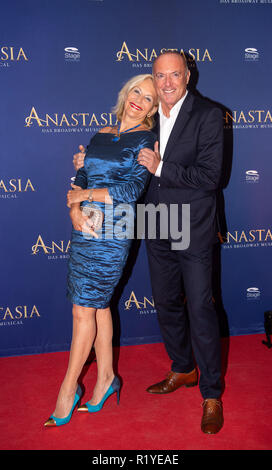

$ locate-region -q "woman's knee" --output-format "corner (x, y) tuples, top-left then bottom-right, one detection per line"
(72, 304), (96, 322)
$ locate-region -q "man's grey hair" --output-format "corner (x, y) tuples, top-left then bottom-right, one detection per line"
(153, 50), (189, 77)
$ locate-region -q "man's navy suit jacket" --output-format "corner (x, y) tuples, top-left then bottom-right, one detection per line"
(144, 91), (224, 252)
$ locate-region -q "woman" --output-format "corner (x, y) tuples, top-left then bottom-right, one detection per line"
(44, 74), (158, 426)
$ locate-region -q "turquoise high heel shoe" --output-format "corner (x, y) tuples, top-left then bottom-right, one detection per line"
(44, 384), (82, 427)
(78, 376), (120, 413)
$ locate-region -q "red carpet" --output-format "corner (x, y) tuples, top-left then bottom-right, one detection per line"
(0, 334), (271, 450)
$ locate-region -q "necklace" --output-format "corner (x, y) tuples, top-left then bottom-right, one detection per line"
(112, 122), (142, 142)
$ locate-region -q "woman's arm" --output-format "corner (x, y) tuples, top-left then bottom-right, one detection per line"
(67, 185), (112, 207)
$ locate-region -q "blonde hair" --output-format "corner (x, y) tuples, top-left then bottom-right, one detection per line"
(112, 74), (158, 130)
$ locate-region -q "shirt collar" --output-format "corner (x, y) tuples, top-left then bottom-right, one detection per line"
(158, 90), (188, 119)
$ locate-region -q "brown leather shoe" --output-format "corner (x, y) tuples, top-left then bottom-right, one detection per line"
(146, 369), (198, 394)
(201, 399), (223, 434)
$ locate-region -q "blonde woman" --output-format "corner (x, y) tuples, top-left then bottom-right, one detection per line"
(44, 75), (158, 427)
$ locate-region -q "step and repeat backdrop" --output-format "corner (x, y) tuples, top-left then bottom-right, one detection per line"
(1, 0), (272, 356)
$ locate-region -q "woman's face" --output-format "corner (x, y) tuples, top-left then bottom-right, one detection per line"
(123, 78), (157, 123)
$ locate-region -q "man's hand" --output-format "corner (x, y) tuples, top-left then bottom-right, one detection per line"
(137, 141), (161, 174)
(73, 144), (86, 171)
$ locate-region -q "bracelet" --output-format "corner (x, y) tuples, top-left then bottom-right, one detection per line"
(87, 189), (93, 202)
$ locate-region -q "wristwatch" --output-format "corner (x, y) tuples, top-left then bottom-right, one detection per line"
(87, 189), (93, 202)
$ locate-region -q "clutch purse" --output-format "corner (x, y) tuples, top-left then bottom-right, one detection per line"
(81, 204), (104, 231)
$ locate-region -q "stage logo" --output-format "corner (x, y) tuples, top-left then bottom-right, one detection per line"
(31, 235), (70, 260)
(246, 287), (261, 301)
(0, 305), (41, 327)
(244, 48), (259, 62)
(245, 170), (260, 183)
(124, 291), (156, 315)
(0, 178), (35, 199)
(64, 47), (80, 62)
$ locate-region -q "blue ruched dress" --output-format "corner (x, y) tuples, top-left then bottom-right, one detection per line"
(67, 130), (156, 309)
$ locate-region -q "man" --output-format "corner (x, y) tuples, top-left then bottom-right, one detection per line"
(73, 51), (224, 434)
(137, 52), (224, 434)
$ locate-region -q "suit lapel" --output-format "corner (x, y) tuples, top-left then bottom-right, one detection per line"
(153, 113), (160, 141)
(161, 91), (194, 162)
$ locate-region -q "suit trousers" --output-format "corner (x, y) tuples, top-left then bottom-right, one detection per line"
(145, 236), (222, 399)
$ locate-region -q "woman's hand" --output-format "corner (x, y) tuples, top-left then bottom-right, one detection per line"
(70, 206), (86, 231)
(69, 206), (98, 238)
(67, 184), (89, 208)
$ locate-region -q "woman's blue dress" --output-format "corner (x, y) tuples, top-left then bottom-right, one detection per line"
(67, 130), (156, 309)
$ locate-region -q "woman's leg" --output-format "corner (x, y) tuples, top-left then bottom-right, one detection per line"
(53, 304), (97, 418)
(89, 307), (115, 405)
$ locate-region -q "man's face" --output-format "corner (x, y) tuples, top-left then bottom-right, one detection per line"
(153, 54), (190, 115)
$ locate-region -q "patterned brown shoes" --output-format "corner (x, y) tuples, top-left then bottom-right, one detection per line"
(201, 398), (224, 434)
(147, 371), (223, 434)
(146, 369), (198, 394)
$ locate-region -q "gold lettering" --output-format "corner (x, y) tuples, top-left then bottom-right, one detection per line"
(1, 46), (9, 60)
(25, 107), (45, 127)
(0, 46), (28, 61)
(52, 241), (64, 253)
(77, 113), (89, 126)
(224, 111), (236, 124)
(46, 114), (58, 126)
(24, 179), (35, 192)
(30, 305), (41, 318)
(202, 49), (212, 61)
(149, 49), (157, 60)
(89, 113), (99, 126)
(9, 179), (17, 192)
(264, 111), (272, 123)
(17, 47), (28, 61)
(188, 48), (196, 61)
(227, 231), (238, 243)
(143, 297), (154, 308)
(71, 113), (79, 127)
(15, 306), (23, 319)
(0, 178), (35, 192)
(3, 308), (14, 320)
(0, 180), (8, 192)
(109, 113), (117, 126)
(116, 41), (135, 61)
(136, 49), (148, 62)
(32, 235), (51, 255)
(248, 111), (255, 123)
(255, 110), (264, 123)
(59, 114), (70, 127)
(125, 291), (142, 309)
(255, 229), (265, 241)
(248, 230), (256, 241)
(238, 230), (248, 242)
(265, 229), (272, 241)
(237, 111), (247, 123)
(100, 113), (108, 126)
